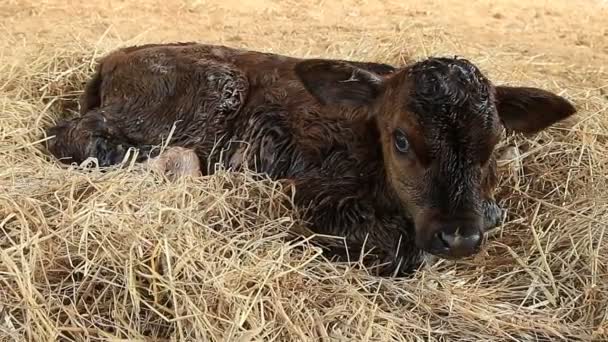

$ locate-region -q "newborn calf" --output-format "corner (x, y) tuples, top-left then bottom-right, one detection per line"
(46, 42), (576, 275)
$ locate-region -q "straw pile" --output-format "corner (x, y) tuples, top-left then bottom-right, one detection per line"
(1, 0), (607, 341)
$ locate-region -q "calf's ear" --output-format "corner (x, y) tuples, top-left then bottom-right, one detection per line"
(495, 86), (576, 134)
(294, 59), (385, 108)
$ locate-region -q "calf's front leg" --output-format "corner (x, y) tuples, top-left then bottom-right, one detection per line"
(289, 177), (424, 276)
(480, 156), (505, 232)
(482, 199), (504, 232)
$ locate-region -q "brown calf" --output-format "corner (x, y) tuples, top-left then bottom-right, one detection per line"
(45, 42), (576, 275)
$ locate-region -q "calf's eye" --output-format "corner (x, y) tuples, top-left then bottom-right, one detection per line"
(393, 129), (409, 153)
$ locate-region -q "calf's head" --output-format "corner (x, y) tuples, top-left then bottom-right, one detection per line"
(295, 56), (576, 259)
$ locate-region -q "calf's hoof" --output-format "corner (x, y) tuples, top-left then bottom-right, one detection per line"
(85, 137), (129, 167)
(85, 138), (158, 167)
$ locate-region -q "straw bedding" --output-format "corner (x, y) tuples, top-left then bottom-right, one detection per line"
(1, 0), (607, 340)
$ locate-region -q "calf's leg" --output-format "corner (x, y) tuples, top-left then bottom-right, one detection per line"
(480, 157), (505, 232)
(289, 176), (423, 276)
(45, 109), (159, 167)
(482, 200), (504, 231)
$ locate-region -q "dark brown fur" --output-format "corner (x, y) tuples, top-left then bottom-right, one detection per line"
(45, 42), (576, 276)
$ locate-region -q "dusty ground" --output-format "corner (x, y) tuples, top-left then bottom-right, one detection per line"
(1, 0), (607, 341)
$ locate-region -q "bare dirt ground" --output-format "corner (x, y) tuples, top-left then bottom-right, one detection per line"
(1, 0), (607, 341)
